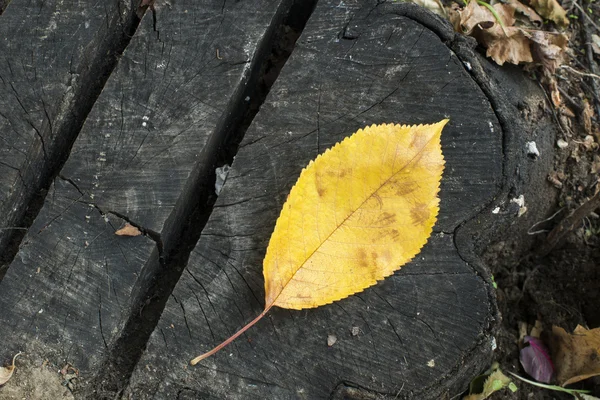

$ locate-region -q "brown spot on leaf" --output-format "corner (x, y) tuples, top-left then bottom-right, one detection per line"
(357, 248), (369, 269)
(410, 203), (430, 226)
(315, 172), (327, 197)
(377, 211), (397, 226)
(339, 168), (351, 178)
(394, 181), (418, 196)
(409, 130), (429, 149)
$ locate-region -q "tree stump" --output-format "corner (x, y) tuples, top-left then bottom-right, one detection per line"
(0, 0), (558, 399)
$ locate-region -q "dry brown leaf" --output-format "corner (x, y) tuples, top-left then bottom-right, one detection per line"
(0, 352), (22, 386)
(507, 0), (543, 27)
(456, 0), (499, 35)
(114, 223), (142, 237)
(527, 30), (568, 73)
(448, 3), (463, 32)
(581, 99), (595, 137)
(529, 0), (569, 27)
(455, 1), (533, 65)
(550, 325), (600, 386)
(485, 27), (533, 65)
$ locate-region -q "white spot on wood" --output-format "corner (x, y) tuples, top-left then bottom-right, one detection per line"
(427, 359), (435, 367)
(526, 141), (539, 157)
(492, 206), (500, 214)
(511, 195), (527, 217)
(491, 336), (497, 351)
(215, 165), (230, 195)
(463, 61), (472, 70)
(85, 21), (90, 29)
(488, 121), (494, 133)
(327, 335), (337, 347)
(557, 139), (568, 149)
(511, 195), (525, 207)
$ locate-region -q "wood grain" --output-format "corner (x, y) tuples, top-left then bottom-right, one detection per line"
(0, 0), (114, 263)
(0, 0), (290, 386)
(126, 1), (501, 398)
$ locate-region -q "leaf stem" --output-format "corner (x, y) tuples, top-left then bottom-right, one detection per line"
(190, 307), (271, 365)
(507, 372), (590, 395)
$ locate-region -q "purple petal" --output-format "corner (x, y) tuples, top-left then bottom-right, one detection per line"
(520, 336), (554, 383)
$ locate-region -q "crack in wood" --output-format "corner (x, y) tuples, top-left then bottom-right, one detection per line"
(0, 0), (145, 281)
(86, 1), (319, 398)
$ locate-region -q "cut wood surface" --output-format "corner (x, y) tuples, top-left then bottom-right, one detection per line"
(0, 0), (109, 260)
(125, 2), (502, 399)
(0, 0), (559, 399)
(0, 0), (291, 387)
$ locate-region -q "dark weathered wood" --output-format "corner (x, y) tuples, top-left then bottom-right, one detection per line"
(125, 2), (502, 398)
(0, 0), (292, 392)
(0, 0), (115, 264)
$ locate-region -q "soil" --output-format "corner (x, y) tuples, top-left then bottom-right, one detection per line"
(0, 353), (76, 400)
(481, 0), (600, 396)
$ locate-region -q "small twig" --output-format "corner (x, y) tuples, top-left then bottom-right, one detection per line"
(528, 207), (564, 235)
(537, 80), (570, 136)
(556, 86), (583, 112)
(559, 65), (600, 80)
(537, 189), (600, 256)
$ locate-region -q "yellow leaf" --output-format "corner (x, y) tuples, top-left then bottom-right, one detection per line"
(0, 352), (22, 386)
(191, 121), (447, 364)
(264, 122), (445, 309)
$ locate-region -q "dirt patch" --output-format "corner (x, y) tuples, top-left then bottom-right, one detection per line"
(482, 7), (600, 393)
(0, 361), (75, 400)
